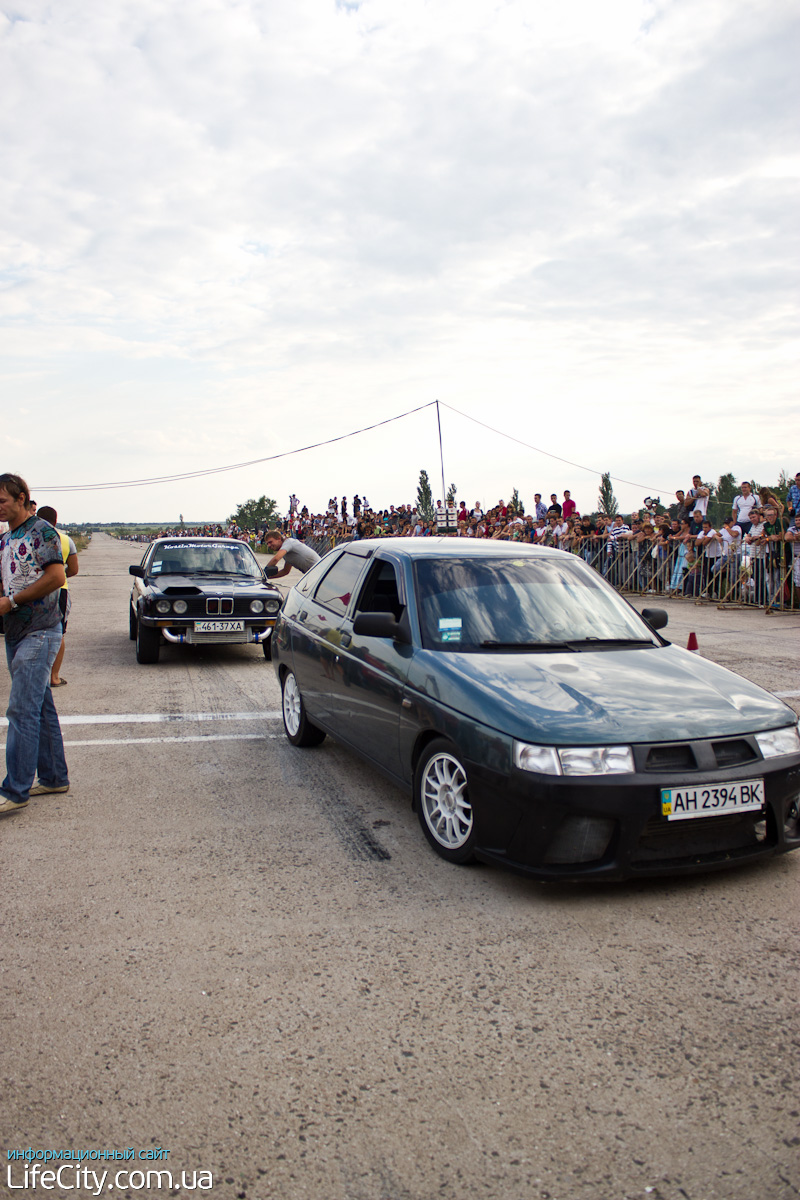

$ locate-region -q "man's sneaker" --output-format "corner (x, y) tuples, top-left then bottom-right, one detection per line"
(28, 782), (70, 796)
(0, 795), (28, 814)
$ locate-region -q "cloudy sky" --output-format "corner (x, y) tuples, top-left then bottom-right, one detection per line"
(2, 0), (797, 523)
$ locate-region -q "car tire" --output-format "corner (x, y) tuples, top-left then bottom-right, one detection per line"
(262, 634), (272, 661)
(135, 616), (161, 664)
(415, 739), (476, 864)
(281, 670), (325, 747)
(129, 605), (137, 640)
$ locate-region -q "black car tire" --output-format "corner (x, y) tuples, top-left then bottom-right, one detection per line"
(129, 605), (137, 640)
(415, 739), (476, 864)
(262, 634), (272, 661)
(135, 617), (161, 664)
(281, 670), (325, 747)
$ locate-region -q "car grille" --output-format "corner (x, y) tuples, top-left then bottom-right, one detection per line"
(711, 739), (758, 767)
(191, 629), (251, 644)
(642, 736), (759, 772)
(645, 744), (696, 771)
(206, 597), (234, 615)
(632, 812), (770, 866)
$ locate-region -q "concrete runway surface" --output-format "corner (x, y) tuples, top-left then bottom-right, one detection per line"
(1, 533), (798, 1200)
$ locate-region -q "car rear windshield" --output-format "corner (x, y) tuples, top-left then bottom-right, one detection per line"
(149, 542), (262, 578)
(414, 556), (656, 651)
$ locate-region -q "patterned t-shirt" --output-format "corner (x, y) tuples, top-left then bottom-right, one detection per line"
(0, 515), (64, 643)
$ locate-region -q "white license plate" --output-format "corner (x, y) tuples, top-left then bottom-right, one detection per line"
(194, 620), (245, 633)
(661, 779), (765, 821)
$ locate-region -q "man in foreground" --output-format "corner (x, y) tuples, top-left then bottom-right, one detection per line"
(0, 473), (69, 814)
(264, 530), (321, 579)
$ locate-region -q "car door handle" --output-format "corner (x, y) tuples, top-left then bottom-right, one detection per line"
(299, 610), (308, 621)
(340, 632), (351, 647)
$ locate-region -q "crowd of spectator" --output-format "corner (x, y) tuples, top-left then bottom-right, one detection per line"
(121, 471), (800, 610)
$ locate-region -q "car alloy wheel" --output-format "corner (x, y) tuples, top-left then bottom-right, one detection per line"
(281, 670), (325, 747)
(416, 740), (476, 863)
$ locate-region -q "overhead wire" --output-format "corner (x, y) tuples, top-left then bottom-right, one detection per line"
(33, 398), (669, 497)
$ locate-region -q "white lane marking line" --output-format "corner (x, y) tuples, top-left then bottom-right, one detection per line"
(0, 733), (281, 749)
(775, 690), (800, 698)
(0, 711), (281, 728)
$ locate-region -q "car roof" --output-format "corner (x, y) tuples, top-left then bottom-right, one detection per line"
(346, 537), (564, 561)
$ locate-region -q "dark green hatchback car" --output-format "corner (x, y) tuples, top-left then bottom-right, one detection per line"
(272, 538), (800, 881)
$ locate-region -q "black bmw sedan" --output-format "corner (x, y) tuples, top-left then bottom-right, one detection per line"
(129, 537), (282, 664)
(271, 538), (800, 881)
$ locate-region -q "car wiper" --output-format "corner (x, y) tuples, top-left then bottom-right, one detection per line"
(480, 640), (577, 651)
(563, 637), (655, 648)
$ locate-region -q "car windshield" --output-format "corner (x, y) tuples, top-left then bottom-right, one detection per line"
(414, 556), (657, 651)
(148, 542), (262, 578)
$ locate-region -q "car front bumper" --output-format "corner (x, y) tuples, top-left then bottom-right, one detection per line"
(140, 615), (277, 646)
(466, 754), (800, 882)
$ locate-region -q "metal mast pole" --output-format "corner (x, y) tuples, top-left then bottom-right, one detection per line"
(436, 400), (446, 506)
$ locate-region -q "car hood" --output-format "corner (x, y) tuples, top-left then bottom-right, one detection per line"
(407, 644), (794, 744)
(150, 574), (278, 596)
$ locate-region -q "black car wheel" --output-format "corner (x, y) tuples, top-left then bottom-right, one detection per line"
(281, 670), (325, 747)
(416, 739), (476, 864)
(135, 617), (161, 664)
(129, 605), (137, 640)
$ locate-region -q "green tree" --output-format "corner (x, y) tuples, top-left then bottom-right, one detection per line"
(446, 481), (458, 505)
(708, 472), (737, 526)
(509, 487), (525, 515)
(230, 495), (278, 529)
(597, 472), (619, 518)
(417, 470), (434, 523)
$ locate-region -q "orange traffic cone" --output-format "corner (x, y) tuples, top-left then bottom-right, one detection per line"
(687, 631), (699, 653)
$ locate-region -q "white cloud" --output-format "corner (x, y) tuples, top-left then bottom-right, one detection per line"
(1, 0), (797, 520)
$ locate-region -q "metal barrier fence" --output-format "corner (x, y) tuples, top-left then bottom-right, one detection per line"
(568, 535), (799, 612)
(267, 529), (800, 613)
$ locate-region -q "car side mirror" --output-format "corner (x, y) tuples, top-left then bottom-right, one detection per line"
(129, 565), (145, 577)
(264, 565), (279, 578)
(641, 607), (668, 630)
(353, 611), (412, 644)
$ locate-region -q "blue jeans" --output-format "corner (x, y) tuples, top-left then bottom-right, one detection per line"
(2, 629), (69, 804)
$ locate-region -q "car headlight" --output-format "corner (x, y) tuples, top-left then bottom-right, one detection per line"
(265, 599), (281, 613)
(558, 745), (635, 776)
(155, 600), (171, 614)
(514, 741), (634, 776)
(755, 725), (800, 759)
(249, 599), (265, 614)
(173, 599), (188, 614)
(514, 743), (561, 775)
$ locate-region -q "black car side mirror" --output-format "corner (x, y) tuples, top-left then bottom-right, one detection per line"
(353, 611), (412, 644)
(264, 565), (279, 578)
(641, 607), (668, 631)
(129, 565), (144, 577)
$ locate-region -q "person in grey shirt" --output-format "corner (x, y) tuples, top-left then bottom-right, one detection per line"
(264, 530), (321, 578)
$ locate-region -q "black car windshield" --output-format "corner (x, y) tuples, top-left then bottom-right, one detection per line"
(414, 556), (657, 651)
(148, 542), (262, 578)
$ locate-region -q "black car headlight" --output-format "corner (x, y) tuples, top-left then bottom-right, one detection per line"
(250, 600), (265, 614)
(173, 599), (188, 614)
(755, 725), (800, 759)
(514, 741), (634, 777)
(155, 600), (171, 614)
(265, 599), (280, 613)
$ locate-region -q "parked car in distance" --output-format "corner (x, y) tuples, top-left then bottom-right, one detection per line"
(272, 538), (800, 882)
(129, 537), (282, 664)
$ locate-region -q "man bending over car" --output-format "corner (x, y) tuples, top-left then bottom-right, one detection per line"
(264, 530), (321, 579)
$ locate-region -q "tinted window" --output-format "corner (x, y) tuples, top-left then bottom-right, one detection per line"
(355, 560), (403, 620)
(414, 556), (654, 651)
(313, 553), (367, 616)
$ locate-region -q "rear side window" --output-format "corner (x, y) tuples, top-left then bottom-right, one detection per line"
(313, 553), (368, 616)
